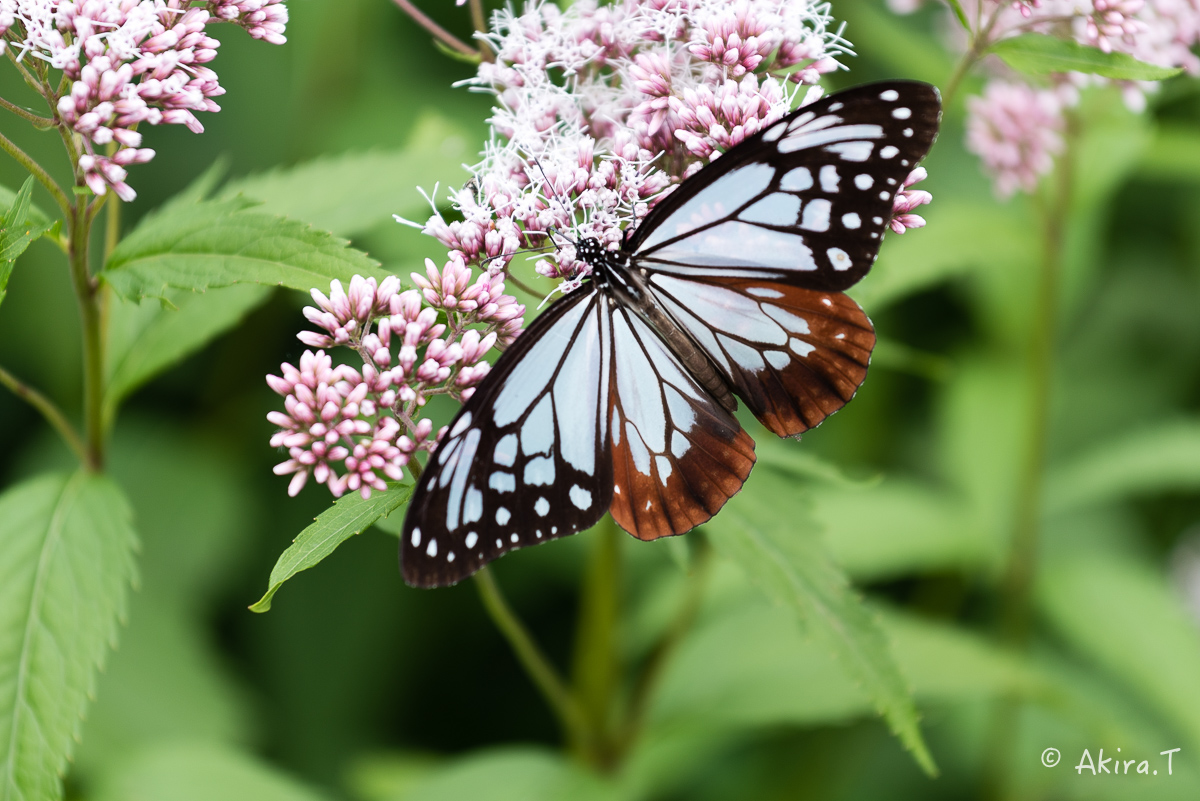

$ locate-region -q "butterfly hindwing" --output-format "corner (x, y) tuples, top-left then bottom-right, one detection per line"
(608, 306), (756, 540)
(401, 286), (615, 587)
(644, 275), (875, 437)
(629, 81), (941, 292)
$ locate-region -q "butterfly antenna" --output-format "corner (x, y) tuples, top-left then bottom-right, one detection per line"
(531, 157), (578, 243)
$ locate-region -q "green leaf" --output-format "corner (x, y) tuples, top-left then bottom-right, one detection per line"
(0, 472), (138, 801)
(223, 114), (472, 239)
(649, 602), (1047, 728)
(944, 0), (970, 31)
(402, 747), (618, 801)
(0, 180), (52, 229)
(101, 196), (385, 302)
(989, 34), (1183, 80)
(811, 480), (994, 581)
(707, 470), (937, 776)
(250, 483), (413, 612)
(752, 437), (878, 489)
(1045, 420), (1200, 513)
(0, 178), (55, 309)
(103, 284), (273, 427)
(1038, 554), (1200, 754)
(94, 742), (332, 801)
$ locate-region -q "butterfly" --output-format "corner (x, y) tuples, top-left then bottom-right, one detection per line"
(400, 81), (941, 587)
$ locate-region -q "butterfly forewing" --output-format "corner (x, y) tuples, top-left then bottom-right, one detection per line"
(630, 82), (941, 292)
(644, 276), (875, 437)
(401, 286), (615, 587)
(607, 306), (756, 540)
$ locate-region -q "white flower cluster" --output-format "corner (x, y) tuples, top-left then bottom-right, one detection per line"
(417, 0), (852, 283)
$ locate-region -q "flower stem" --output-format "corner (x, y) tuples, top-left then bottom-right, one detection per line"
(981, 112), (1075, 801)
(570, 517), (622, 769)
(390, 0), (479, 58)
(0, 364), (87, 462)
(620, 533), (712, 750)
(473, 567), (593, 754)
(0, 95), (54, 127)
(67, 195), (105, 471)
(0, 128), (71, 220)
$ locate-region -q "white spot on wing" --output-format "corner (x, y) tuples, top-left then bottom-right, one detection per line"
(447, 551), (455, 563)
(493, 434), (518, 467)
(496, 507), (511, 525)
(511, 532), (519, 543)
(655, 456), (673, 484)
(411, 528), (421, 547)
(426, 538), (437, 557)
(828, 247), (852, 271)
(720, 334), (765, 371)
(465, 531), (478, 549)
(893, 107), (912, 119)
(791, 338), (816, 356)
(762, 305), (810, 334)
(671, 431), (690, 458)
(748, 287), (784, 298)
(489, 472), (515, 493)
(855, 174), (874, 190)
(825, 141), (873, 162)
(535, 497), (550, 516)
(524, 456), (555, 486)
(464, 486), (483, 524)
(842, 212), (861, 229)
(880, 145), (899, 159)
(521, 395), (554, 456)
(570, 485), (592, 509)
(903, 128), (913, 137)
(766, 350), (790, 370)
(450, 413), (472, 437)
(801, 199), (832, 232)
(881, 89), (899, 101)
(740, 193), (801, 225)
(819, 165), (839, 192)
(780, 167), (813, 191)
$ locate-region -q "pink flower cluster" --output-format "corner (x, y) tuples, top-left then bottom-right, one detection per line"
(413, 0), (865, 284)
(890, 0), (1200, 197)
(0, 0), (287, 200)
(268, 269), (525, 500)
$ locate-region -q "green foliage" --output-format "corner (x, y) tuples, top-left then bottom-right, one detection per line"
(1045, 420), (1200, 513)
(989, 34), (1184, 81)
(104, 285), (272, 428)
(708, 469), (937, 776)
(223, 114), (471, 239)
(94, 742), (332, 801)
(0, 178), (55, 309)
(1038, 554), (1200, 754)
(396, 748), (619, 801)
(102, 195), (385, 302)
(0, 472), (137, 801)
(251, 483), (413, 612)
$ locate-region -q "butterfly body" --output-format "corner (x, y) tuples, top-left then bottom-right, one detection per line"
(401, 81), (941, 588)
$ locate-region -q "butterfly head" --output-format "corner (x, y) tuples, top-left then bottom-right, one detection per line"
(575, 237), (609, 268)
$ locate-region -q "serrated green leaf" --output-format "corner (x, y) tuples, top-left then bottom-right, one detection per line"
(1, 178), (55, 309)
(0, 180), (52, 229)
(989, 34), (1183, 80)
(250, 483), (413, 612)
(403, 747), (618, 801)
(222, 114), (471, 238)
(103, 284), (273, 428)
(101, 196), (386, 302)
(0, 471), (138, 801)
(1038, 555), (1200, 754)
(707, 470), (937, 776)
(94, 742), (332, 801)
(1045, 420), (1200, 513)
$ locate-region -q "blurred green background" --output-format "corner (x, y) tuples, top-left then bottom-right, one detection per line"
(3, 0), (1200, 799)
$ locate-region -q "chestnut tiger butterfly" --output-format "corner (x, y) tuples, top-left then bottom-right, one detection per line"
(401, 81), (941, 587)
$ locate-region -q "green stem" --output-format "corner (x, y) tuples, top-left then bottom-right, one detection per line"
(473, 567), (592, 754)
(619, 534), (712, 751)
(0, 128), (71, 220)
(0, 95), (53, 127)
(570, 517), (622, 769)
(0, 364), (87, 462)
(66, 195), (105, 471)
(390, 0), (479, 58)
(981, 112), (1075, 801)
